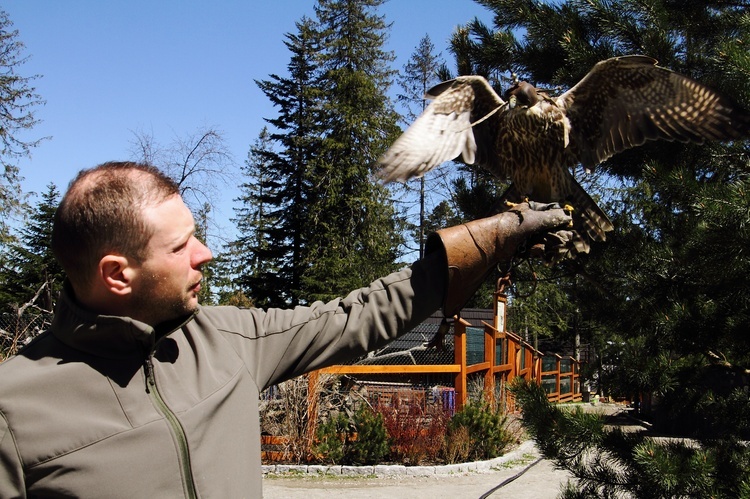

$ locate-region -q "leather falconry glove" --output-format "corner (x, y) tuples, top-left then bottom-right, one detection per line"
(425, 202), (573, 318)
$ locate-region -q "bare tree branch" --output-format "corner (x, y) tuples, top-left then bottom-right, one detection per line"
(129, 126), (238, 213)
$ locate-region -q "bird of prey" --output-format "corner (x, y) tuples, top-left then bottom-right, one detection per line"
(377, 55), (750, 255)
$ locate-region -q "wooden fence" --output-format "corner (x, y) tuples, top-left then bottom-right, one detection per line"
(311, 290), (581, 413)
(263, 292), (582, 461)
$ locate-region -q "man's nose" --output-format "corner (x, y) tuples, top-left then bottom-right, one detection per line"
(192, 238), (213, 267)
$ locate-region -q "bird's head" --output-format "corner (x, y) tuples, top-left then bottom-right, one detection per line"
(504, 81), (539, 109)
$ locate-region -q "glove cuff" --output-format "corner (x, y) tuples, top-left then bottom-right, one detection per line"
(425, 205), (572, 317)
(425, 217), (503, 318)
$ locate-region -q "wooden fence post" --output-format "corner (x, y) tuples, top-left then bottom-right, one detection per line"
(484, 324), (496, 404)
(306, 371), (320, 452)
(454, 317), (469, 411)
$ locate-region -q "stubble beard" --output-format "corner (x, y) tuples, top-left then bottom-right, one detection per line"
(132, 272), (200, 326)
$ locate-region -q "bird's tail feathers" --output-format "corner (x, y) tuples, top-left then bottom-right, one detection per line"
(565, 177), (613, 244)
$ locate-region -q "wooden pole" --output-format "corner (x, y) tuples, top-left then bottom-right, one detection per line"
(454, 317), (469, 411)
(484, 324), (495, 404)
(306, 371), (320, 456)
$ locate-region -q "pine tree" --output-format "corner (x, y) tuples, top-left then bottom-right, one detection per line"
(301, 0), (403, 301)
(453, 1), (750, 495)
(0, 183), (63, 313)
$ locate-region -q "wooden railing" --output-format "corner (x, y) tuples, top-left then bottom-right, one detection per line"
(310, 291), (581, 413)
(266, 293), (582, 462)
(262, 293), (583, 463)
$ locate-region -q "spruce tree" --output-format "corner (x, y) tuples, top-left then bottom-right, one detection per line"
(395, 34), (447, 259)
(223, 128), (287, 309)
(302, 0), (403, 302)
(193, 202), (219, 306)
(223, 18), (322, 308)
(0, 183), (63, 313)
(0, 10), (45, 245)
(253, 17), (323, 307)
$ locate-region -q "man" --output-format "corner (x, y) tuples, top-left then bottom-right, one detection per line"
(0, 161), (570, 497)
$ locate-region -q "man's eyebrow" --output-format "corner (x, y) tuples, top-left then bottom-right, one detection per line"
(167, 227), (194, 248)
(180, 229), (195, 243)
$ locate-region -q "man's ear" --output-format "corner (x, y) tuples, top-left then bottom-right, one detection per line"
(98, 254), (137, 296)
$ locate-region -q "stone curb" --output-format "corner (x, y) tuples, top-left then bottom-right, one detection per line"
(262, 439), (538, 477)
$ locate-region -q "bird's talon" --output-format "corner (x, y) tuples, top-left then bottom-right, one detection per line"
(505, 196), (530, 209)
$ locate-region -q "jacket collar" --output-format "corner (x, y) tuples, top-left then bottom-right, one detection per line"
(51, 282), (197, 359)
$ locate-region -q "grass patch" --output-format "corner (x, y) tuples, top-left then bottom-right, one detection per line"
(491, 452), (538, 470)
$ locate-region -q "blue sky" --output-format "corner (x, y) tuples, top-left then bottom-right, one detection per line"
(4, 0), (493, 243)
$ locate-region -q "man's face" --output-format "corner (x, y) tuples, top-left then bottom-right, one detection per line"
(130, 194), (213, 325)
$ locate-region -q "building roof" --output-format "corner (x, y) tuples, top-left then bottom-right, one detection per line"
(353, 308), (584, 365)
(420, 308), (494, 326)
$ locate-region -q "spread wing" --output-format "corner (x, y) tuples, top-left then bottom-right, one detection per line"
(559, 55), (750, 171)
(377, 76), (505, 182)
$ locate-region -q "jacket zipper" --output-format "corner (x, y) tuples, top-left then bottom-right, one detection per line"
(145, 356), (198, 499)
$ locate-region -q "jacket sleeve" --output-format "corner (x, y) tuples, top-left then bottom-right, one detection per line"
(203, 250), (447, 391)
(0, 412), (26, 498)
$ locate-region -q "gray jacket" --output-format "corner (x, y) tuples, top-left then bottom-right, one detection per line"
(0, 254), (445, 498)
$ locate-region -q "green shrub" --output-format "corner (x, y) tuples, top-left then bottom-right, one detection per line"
(443, 424), (471, 464)
(312, 412), (348, 464)
(314, 405), (390, 465)
(446, 401), (514, 461)
(349, 405), (389, 465)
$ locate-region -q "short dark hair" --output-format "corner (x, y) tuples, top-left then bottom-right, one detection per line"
(51, 161), (180, 289)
